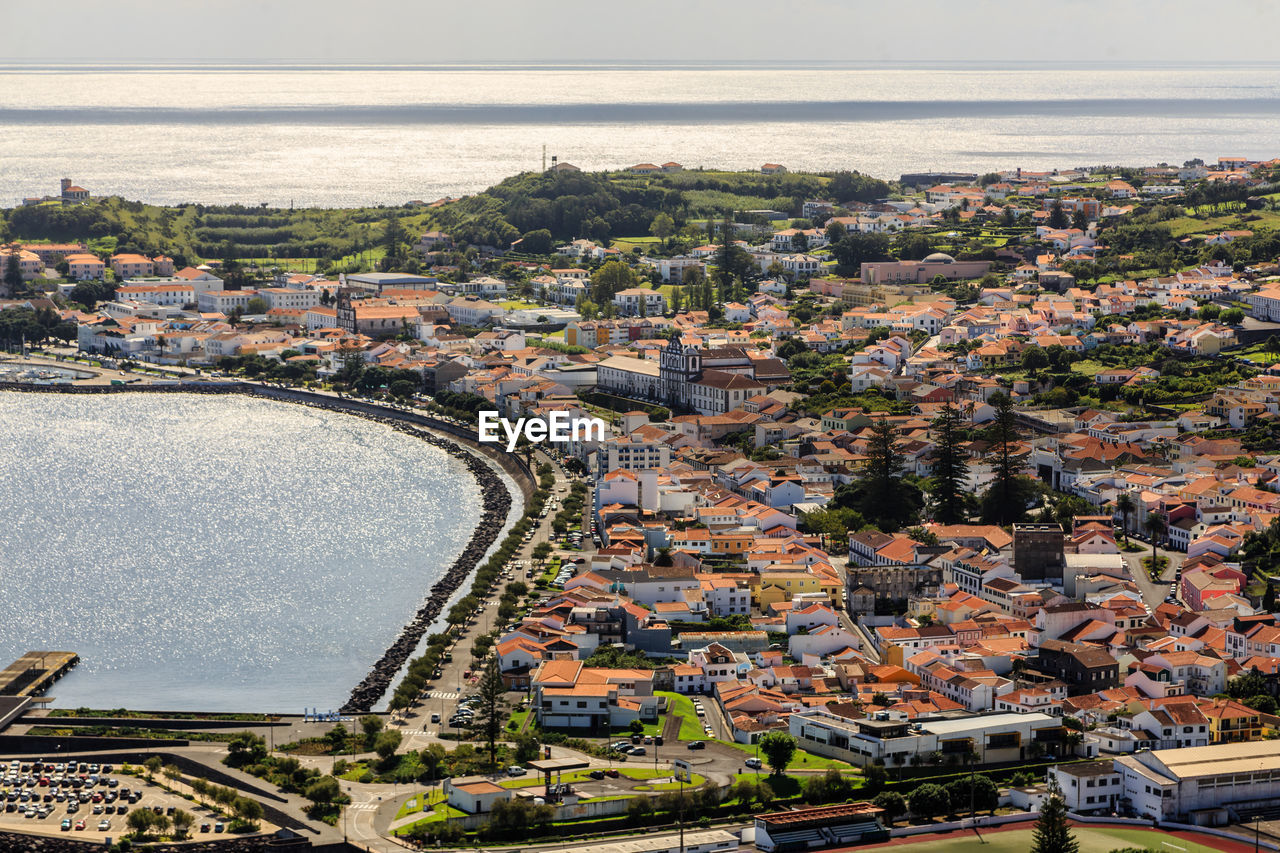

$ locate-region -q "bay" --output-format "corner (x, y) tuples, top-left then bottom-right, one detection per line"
(0, 392), (489, 712)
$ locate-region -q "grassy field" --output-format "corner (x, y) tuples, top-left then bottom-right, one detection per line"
(1231, 342), (1280, 365)
(611, 236), (662, 254)
(393, 786), (460, 822)
(1165, 209), (1280, 238)
(882, 825), (1231, 853)
(656, 692), (706, 741)
(1069, 359), (1108, 377)
(393, 799), (468, 833)
(714, 739), (856, 771)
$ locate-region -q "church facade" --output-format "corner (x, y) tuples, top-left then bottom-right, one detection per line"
(595, 334), (787, 416)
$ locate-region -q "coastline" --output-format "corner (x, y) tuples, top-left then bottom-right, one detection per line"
(0, 381), (531, 714)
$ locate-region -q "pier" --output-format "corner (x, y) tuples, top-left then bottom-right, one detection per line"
(0, 651), (79, 697)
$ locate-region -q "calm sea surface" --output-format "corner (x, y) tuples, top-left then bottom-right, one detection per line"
(0, 393), (495, 712)
(4, 62), (1280, 207)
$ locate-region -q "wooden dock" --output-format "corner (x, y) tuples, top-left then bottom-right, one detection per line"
(0, 651), (79, 697)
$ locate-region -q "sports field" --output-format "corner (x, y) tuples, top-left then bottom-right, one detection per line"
(877, 824), (1243, 853)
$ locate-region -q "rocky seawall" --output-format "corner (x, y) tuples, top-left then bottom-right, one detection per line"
(336, 418), (511, 713)
(0, 381), (522, 714)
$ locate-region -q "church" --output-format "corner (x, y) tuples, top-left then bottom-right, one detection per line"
(595, 333), (790, 415)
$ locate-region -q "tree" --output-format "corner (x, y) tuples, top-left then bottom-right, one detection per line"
(757, 730), (797, 776)
(981, 392), (1033, 525)
(1144, 512), (1166, 568)
(374, 729), (403, 761)
(1115, 492), (1135, 545)
(591, 259), (638, 304)
(1264, 583), (1276, 614)
(1222, 307), (1245, 325)
(1022, 346), (1049, 371)
(3, 254), (23, 296)
(945, 773), (999, 816)
(872, 791), (906, 825)
(127, 808), (165, 838)
(1071, 208), (1089, 232)
(1048, 200), (1068, 229)
(1030, 779), (1079, 853)
(649, 213), (676, 241)
(835, 416), (923, 533)
(469, 655), (508, 764)
(360, 714), (384, 750)
(829, 231), (891, 274)
(144, 756), (162, 782)
(304, 775), (341, 807)
(171, 807), (194, 838)
(930, 403), (969, 525)
(907, 783), (949, 820)
(517, 229), (553, 255)
(233, 796), (264, 826)
(862, 762), (887, 795)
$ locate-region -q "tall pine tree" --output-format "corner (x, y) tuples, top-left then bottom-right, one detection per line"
(842, 417), (922, 533)
(930, 403), (969, 524)
(982, 392), (1026, 525)
(1029, 779), (1079, 853)
(468, 656), (509, 765)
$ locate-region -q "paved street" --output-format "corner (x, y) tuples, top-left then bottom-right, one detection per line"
(1120, 534), (1184, 611)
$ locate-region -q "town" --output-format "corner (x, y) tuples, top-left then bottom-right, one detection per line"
(6, 155), (1280, 853)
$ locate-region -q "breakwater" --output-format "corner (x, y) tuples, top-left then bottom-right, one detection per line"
(0, 381), (529, 713)
(336, 418), (511, 713)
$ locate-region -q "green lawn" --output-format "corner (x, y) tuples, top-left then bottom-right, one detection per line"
(508, 707), (532, 733)
(731, 772), (804, 797)
(716, 739), (856, 771)
(500, 300), (542, 310)
(610, 717), (662, 737)
(883, 825), (1229, 853)
(656, 692), (706, 741)
(655, 691), (856, 771)
(1069, 359), (1107, 377)
(612, 236), (662, 253)
(393, 787), (459, 823)
(499, 767), (703, 790)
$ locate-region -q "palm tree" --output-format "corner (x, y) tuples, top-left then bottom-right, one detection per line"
(1145, 512), (1167, 576)
(1115, 492), (1135, 545)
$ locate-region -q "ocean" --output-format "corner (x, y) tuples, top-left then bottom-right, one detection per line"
(0, 393), (500, 712)
(3, 61), (1280, 207)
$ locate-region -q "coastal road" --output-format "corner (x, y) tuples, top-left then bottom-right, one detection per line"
(397, 445), (575, 748)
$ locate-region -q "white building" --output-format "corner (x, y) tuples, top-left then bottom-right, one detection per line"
(1115, 740), (1280, 824)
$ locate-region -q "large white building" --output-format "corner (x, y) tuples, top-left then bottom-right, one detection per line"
(1114, 740), (1280, 824)
(788, 708), (1063, 768)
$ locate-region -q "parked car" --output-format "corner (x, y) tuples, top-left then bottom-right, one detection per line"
(98, 820), (111, 831)
(507, 766), (526, 777)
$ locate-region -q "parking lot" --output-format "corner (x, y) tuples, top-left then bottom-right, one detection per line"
(0, 758), (242, 841)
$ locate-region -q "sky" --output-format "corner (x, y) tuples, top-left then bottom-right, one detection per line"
(7, 0), (1280, 64)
